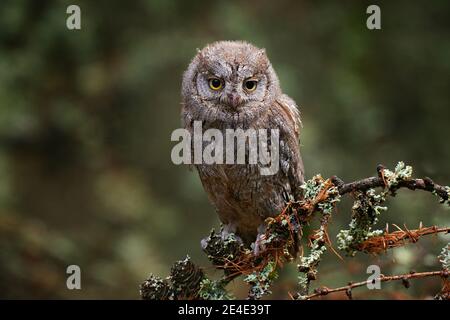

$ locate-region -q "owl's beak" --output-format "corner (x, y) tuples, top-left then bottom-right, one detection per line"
(227, 93), (242, 108)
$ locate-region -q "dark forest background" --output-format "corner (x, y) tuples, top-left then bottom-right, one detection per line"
(0, 0), (449, 299)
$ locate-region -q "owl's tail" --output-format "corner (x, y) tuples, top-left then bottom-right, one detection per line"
(289, 231), (301, 259)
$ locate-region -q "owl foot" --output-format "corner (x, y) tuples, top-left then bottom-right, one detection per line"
(251, 224), (267, 256)
(221, 223), (236, 238)
(201, 223), (244, 250)
(221, 223), (244, 245)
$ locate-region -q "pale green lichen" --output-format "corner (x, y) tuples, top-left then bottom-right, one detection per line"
(438, 243), (450, 270)
(297, 227), (328, 297)
(244, 260), (278, 299)
(296, 175), (340, 296)
(198, 278), (234, 300)
(300, 175), (341, 213)
(383, 161), (413, 189)
(438, 186), (450, 207)
(434, 243), (450, 300)
(337, 188), (387, 256)
(446, 186), (450, 206)
(301, 175), (325, 199)
(298, 228), (327, 273)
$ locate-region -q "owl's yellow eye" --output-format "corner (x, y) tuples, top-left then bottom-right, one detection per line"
(208, 78), (223, 90)
(244, 79), (258, 92)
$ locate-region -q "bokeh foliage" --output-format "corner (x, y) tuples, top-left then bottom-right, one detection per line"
(0, 0), (448, 298)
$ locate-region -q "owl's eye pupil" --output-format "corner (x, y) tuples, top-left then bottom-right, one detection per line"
(209, 78), (222, 90)
(244, 80), (257, 91)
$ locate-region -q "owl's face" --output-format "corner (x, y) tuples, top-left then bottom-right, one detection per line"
(182, 41), (281, 119)
(195, 59), (269, 110)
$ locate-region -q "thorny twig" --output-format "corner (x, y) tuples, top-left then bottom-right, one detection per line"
(304, 270), (449, 300)
(356, 225), (450, 254)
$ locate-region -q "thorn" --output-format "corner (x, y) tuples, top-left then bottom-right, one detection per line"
(307, 271), (317, 281)
(377, 164), (387, 188)
(402, 277), (410, 289)
(345, 288), (353, 300)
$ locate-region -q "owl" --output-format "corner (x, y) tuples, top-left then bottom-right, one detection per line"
(181, 41), (304, 250)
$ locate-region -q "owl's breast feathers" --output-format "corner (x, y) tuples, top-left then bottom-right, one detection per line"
(184, 93), (304, 243)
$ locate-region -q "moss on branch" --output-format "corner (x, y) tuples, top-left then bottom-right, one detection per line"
(140, 162), (450, 300)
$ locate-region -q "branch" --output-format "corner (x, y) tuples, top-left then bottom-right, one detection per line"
(335, 162), (449, 257)
(356, 225), (450, 254)
(331, 165), (449, 202)
(140, 162), (450, 300)
(305, 270), (449, 300)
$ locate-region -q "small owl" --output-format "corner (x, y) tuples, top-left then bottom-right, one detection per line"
(181, 41), (304, 249)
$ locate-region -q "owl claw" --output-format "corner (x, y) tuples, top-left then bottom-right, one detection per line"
(200, 237), (208, 251)
(252, 224), (268, 256)
(200, 223), (243, 250)
(222, 223), (237, 237)
(252, 234), (266, 256)
(220, 223), (244, 244)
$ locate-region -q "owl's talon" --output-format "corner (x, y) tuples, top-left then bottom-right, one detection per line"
(200, 237), (208, 250)
(222, 223), (237, 237)
(252, 224), (268, 256)
(200, 223), (243, 250)
(252, 234), (266, 256)
(220, 223), (244, 244)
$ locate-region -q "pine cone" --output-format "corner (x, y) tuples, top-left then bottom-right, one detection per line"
(201, 229), (243, 269)
(140, 274), (172, 300)
(170, 256), (204, 299)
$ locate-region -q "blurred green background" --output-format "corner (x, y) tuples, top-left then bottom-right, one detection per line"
(0, 0), (449, 299)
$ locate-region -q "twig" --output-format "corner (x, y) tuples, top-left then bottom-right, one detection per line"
(357, 225), (450, 254)
(331, 172), (449, 201)
(305, 270), (448, 300)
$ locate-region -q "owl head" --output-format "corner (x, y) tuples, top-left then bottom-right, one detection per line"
(182, 41), (281, 123)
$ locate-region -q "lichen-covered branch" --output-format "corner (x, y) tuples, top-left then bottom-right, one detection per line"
(336, 162), (449, 256)
(356, 225), (450, 254)
(336, 188), (387, 256)
(140, 162), (449, 300)
(296, 176), (340, 297)
(331, 163), (450, 204)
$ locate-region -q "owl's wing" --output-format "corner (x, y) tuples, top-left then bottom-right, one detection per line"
(275, 94), (305, 200)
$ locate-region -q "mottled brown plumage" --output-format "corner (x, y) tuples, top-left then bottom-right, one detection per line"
(181, 41), (304, 247)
